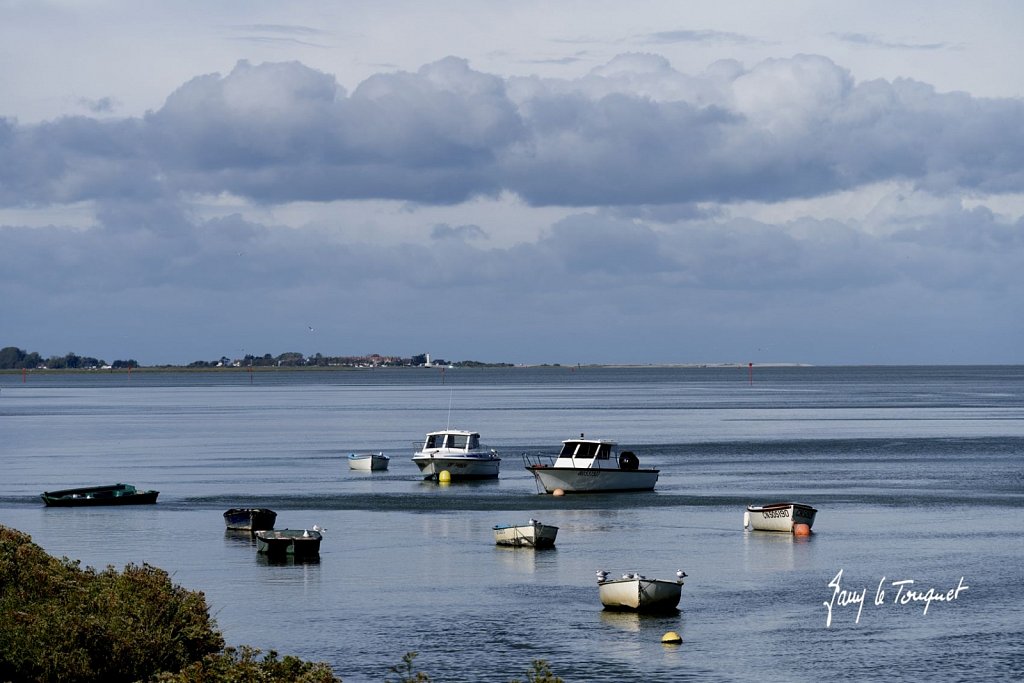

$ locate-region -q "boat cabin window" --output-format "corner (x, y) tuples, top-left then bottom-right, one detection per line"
(559, 441), (612, 459)
(426, 434), (443, 448)
(449, 433), (469, 449)
(468, 434), (480, 449)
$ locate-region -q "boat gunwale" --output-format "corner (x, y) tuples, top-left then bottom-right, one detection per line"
(746, 502), (818, 513)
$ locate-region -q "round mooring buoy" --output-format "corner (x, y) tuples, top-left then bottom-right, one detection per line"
(793, 523), (811, 536)
(552, 488), (565, 497)
(438, 470), (451, 484)
(661, 631), (682, 644)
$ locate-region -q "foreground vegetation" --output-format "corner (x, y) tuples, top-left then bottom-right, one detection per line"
(0, 526), (561, 682)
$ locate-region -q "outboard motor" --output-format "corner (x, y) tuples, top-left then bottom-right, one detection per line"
(618, 451), (639, 470)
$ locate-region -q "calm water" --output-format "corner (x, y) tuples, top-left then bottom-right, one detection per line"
(2, 366), (1022, 682)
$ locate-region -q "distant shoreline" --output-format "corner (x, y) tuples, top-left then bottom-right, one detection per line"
(8, 363), (1023, 376)
(0, 362), (818, 375)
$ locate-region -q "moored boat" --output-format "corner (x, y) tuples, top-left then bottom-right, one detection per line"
(347, 452), (390, 471)
(744, 502), (817, 532)
(254, 528), (322, 558)
(524, 435), (658, 493)
(412, 429), (500, 480)
(40, 483), (159, 507)
(223, 507), (277, 531)
(596, 570), (687, 612)
(493, 519), (559, 548)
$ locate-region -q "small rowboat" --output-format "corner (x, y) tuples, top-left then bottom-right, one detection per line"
(255, 528), (322, 558)
(596, 569), (687, 612)
(40, 483), (159, 507)
(744, 502), (817, 532)
(223, 507), (277, 531)
(493, 519), (559, 548)
(347, 452), (390, 471)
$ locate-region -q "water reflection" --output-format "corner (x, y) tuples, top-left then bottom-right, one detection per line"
(256, 553), (322, 567)
(740, 528), (808, 572)
(223, 529), (257, 548)
(599, 609), (684, 633)
(492, 544), (556, 573)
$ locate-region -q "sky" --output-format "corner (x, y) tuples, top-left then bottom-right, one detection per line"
(1, 0), (1022, 366)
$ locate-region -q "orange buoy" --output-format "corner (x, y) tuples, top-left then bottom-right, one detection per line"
(552, 488), (565, 496)
(793, 523), (811, 536)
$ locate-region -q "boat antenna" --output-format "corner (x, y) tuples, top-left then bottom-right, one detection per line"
(446, 388), (454, 430)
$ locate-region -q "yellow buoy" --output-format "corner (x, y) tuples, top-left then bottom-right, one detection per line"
(793, 523), (811, 536)
(552, 488), (565, 496)
(438, 470), (451, 483)
(661, 631), (682, 644)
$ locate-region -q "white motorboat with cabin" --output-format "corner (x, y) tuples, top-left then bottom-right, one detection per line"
(524, 435), (658, 493)
(412, 429), (500, 480)
(492, 519), (559, 548)
(596, 570), (687, 612)
(744, 502), (817, 532)
(347, 452), (390, 471)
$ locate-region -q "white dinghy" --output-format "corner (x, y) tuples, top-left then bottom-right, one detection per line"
(744, 502), (817, 532)
(492, 519), (559, 548)
(596, 569), (688, 612)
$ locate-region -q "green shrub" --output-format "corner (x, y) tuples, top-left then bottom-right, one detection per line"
(1, 526), (224, 682)
(154, 645), (340, 682)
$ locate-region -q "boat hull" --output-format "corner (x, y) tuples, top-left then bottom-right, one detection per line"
(413, 456), (500, 480)
(528, 467), (658, 493)
(348, 453), (390, 471)
(255, 529), (322, 558)
(744, 503), (817, 532)
(598, 578), (682, 612)
(493, 521), (558, 548)
(223, 508), (277, 531)
(40, 483), (159, 507)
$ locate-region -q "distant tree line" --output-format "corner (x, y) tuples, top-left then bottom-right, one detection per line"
(186, 351), (513, 368)
(0, 346), (137, 370)
(3, 345), (512, 371)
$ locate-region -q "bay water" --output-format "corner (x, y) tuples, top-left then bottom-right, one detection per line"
(2, 365), (1022, 682)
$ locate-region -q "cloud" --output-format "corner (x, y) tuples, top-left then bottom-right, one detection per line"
(3, 53), (1022, 213)
(79, 96), (119, 114)
(832, 32), (951, 51)
(431, 223), (488, 241)
(3, 55), (1023, 211)
(640, 29), (763, 45)
(2, 53), (1022, 364)
(223, 23), (334, 48)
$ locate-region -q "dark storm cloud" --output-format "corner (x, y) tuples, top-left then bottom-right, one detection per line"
(3, 54), (1023, 212)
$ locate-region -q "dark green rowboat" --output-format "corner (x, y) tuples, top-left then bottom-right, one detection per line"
(40, 483), (159, 507)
